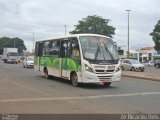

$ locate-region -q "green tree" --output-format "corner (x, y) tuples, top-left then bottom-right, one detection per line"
(150, 20), (160, 51)
(0, 37), (27, 54)
(70, 15), (115, 38)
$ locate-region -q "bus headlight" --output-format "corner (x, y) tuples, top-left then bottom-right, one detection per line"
(116, 66), (121, 72)
(85, 64), (94, 73)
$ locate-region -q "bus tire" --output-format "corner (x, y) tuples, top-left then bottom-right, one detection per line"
(44, 68), (50, 79)
(71, 72), (79, 87)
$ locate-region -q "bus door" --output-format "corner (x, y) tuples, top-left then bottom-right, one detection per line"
(61, 40), (71, 78)
(37, 42), (43, 71)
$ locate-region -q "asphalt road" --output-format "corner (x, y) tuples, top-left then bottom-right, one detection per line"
(145, 66), (160, 73)
(0, 60), (160, 114)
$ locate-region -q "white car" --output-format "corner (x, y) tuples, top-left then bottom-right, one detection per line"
(121, 59), (145, 72)
(23, 56), (34, 68)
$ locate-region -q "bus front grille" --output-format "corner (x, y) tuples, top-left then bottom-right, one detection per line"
(95, 69), (115, 74)
(106, 70), (114, 72)
(95, 70), (105, 72)
(97, 75), (113, 80)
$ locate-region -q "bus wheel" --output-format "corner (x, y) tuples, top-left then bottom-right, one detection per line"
(103, 82), (111, 86)
(44, 68), (50, 79)
(71, 73), (79, 87)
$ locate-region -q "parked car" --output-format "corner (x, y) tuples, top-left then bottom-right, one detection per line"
(121, 59), (145, 72)
(143, 60), (149, 63)
(23, 56), (34, 68)
(144, 60), (154, 66)
(154, 60), (160, 68)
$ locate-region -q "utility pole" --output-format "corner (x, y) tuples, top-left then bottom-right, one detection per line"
(64, 25), (67, 35)
(126, 10), (131, 58)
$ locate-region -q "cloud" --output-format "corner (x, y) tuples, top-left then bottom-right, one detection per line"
(0, 0), (159, 51)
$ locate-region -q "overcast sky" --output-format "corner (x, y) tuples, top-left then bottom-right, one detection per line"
(0, 0), (159, 51)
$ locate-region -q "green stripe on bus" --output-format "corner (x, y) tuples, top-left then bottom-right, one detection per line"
(34, 56), (81, 72)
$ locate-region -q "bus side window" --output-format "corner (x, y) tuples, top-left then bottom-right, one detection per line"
(36, 42), (43, 56)
(43, 41), (50, 56)
(71, 39), (80, 59)
(61, 41), (67, 57)
(60, 40), (71, 58)
(50, 40), (60, 56)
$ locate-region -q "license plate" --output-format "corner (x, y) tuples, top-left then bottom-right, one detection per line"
(100, 80), (112, 82)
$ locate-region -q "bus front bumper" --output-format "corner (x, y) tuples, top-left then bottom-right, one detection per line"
(81, 70), (121, 83)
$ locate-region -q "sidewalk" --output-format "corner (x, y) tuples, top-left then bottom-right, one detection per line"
(122, 71), (160, 82)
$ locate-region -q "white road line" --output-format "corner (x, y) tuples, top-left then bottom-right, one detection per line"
(2, 78), (50, 96)
(0, 92), (160, 103)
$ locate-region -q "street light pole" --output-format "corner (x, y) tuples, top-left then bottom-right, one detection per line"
(64, 25), (67, 35)
(126, 10), (131, 58)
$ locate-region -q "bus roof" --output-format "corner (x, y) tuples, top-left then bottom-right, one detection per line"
(35, 34), (111, 42)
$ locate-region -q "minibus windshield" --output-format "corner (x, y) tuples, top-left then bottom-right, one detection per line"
(80, 36), (119, 63)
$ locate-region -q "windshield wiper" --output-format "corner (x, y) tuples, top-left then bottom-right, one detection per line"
(95, 43), (101, 60)
(96, 39), (106, 60)
(103, 42), (114, 60)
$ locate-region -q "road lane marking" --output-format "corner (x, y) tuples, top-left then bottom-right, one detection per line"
(2, 78), (50, 96)
(0, 92), (160, 103)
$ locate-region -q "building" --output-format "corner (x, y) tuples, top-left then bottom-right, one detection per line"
(138, 47), (160, 62)
(115, 43), (160, 62)
(139, 47), (160, 61)
(117, 45), (160, 62)
(138, 47), (154, 62)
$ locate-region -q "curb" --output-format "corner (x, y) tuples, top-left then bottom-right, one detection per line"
(122, 74), (160, 82)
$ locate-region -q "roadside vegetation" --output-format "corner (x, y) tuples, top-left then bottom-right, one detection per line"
(0, 37), (27, 54)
